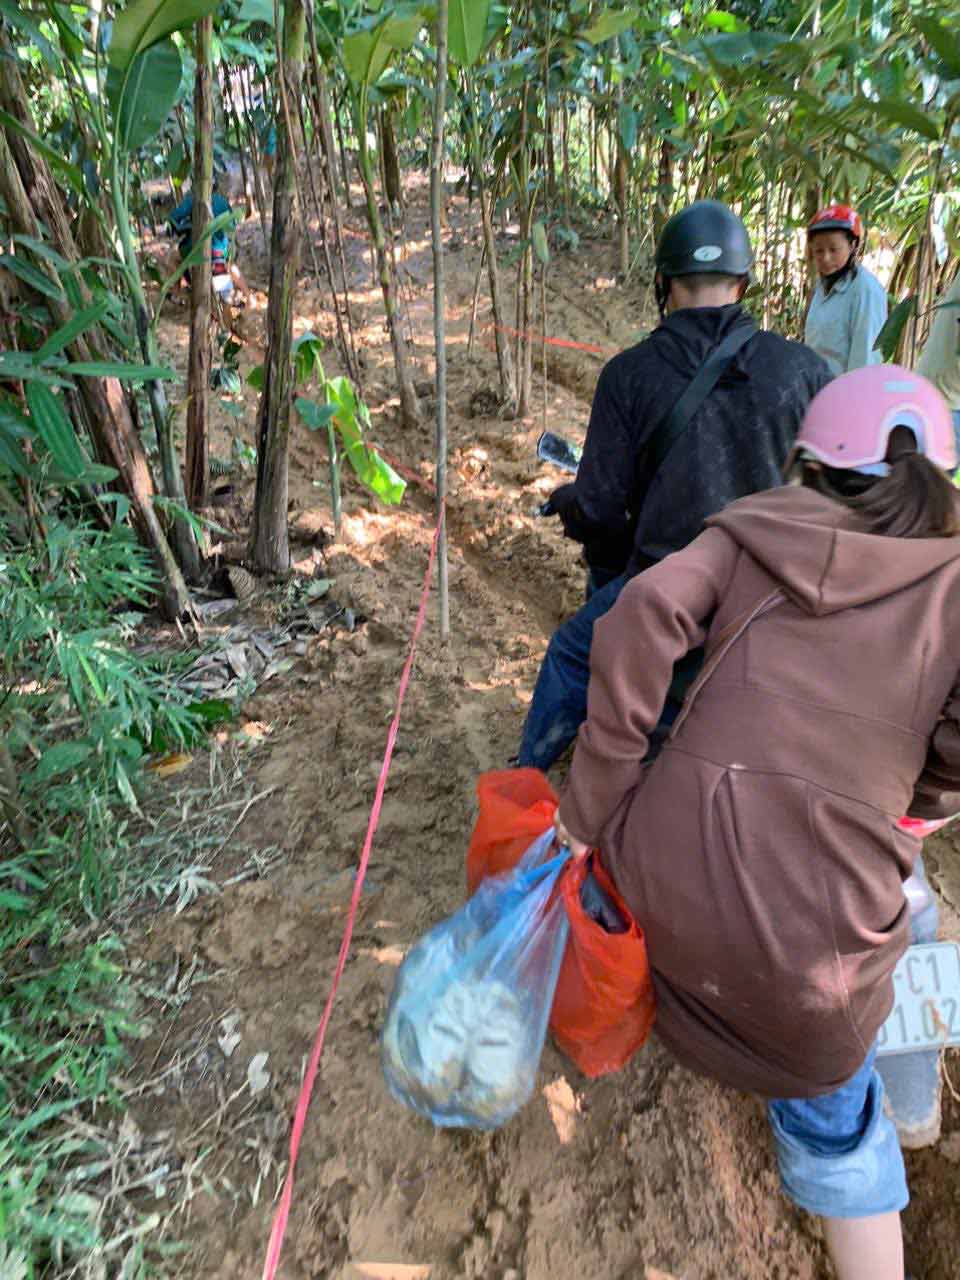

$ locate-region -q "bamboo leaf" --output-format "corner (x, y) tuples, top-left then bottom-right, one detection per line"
(25, 382), (88, 479)
(914, 16), (960, 78)
(0, 0), (59, 66)
(11, 236), (72, 274)
(448, 0), (492, 67)
(63, 361), (178, 382)
(0, 352), (70, 386)
(0, 111), (85, 196)
(874, 294), (916, 361)
(108, 0), (220, 72)
(36, 301), (111, 362)
(0, 253), (62, 301)
(0, 400), (32, 478)
(857, 96), (941, 142)
(34, 741), (93, 783)
(581, 9), (638, 45)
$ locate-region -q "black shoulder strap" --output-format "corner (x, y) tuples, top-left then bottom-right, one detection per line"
(644, 321), (755, 478)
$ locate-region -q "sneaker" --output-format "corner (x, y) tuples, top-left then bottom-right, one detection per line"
(877, 1048), (942, 1149)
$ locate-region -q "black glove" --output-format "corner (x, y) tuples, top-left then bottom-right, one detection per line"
(540, 482), (578, 519)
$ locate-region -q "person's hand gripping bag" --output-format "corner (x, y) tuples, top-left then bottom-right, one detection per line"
(466, 770), (655, 1079)
(381, 830), (570, 1130)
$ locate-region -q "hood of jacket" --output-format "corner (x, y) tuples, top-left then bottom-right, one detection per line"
(649, 303), (756, 382)
(707, 485), (960, 615)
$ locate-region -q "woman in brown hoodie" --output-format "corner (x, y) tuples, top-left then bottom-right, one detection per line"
(554, 365), (960, 1280)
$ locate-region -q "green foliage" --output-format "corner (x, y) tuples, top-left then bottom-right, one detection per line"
(108, 0), (221, 74)
(107, 38), (184, 153)
(874, 294), (917, 361)
(448, 0), (493, 67)
(343, 6), (425, 88)
(319, 377), (406, 505)
(0, 493), (203, 1267)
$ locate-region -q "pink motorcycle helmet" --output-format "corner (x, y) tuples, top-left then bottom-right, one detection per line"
(792, 364), (957, 476)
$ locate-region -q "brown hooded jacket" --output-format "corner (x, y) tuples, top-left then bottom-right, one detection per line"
(558, 484), (960, 1097)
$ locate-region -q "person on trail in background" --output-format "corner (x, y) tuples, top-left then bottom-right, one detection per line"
(518, 200), (831, 772)
(917, 270), (960, 461)
(554, 365), (960, 1280)
(168, 185), (233, 262)
(167, 179), (250, 304)
(805, 204), (888, 376)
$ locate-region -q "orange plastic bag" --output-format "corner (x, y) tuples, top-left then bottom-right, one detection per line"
(467, 769), (559, 895)
(466, 770), (655, 1078)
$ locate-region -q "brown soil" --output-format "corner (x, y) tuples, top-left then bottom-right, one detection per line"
(133, 179), (960, 1280)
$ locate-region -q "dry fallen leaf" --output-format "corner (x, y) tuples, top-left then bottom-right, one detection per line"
(240, 720), (271, 741)
(246, 1051), (270, 1095)
(218, 1013), (242, 1059)
(147, 752), (193, 778)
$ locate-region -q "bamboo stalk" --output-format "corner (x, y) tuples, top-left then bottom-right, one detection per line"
(431, 0), (450, 638)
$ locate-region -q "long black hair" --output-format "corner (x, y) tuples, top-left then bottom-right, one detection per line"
(802, 426), (959, 539)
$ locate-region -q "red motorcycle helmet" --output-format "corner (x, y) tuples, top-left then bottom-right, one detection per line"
(807, 204), (863, 244)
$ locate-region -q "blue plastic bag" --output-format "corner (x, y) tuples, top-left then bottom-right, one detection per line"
(381, 829), (570, 1129)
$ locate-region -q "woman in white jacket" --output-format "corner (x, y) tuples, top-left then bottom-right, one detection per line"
(804, 204), (888, 375)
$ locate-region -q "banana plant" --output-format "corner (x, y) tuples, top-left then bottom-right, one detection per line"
(250, 331), (405, 537)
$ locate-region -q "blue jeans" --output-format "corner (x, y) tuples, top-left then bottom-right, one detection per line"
(517, 574), (626, 770)
(585, 565), (623, 601)
(769, 1047), (909, 1217)
(517, 574), (703, 771)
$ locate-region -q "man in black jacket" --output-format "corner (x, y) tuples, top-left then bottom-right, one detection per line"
(518, 200), (831, 771)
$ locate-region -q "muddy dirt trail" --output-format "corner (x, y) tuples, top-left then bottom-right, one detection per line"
(134, 184), (960, 1280)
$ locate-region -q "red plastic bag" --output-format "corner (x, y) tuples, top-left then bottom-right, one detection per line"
(467, 769), (559, 895)
(466, 770), (655, 1078)
(551, 854), (655, 1078)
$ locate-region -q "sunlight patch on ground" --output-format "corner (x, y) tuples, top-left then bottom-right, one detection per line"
(542, 1076), (582, 1145)
(360, 945), (406, 967)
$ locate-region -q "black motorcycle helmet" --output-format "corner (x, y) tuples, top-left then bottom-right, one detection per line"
(654, 200), (753, 315)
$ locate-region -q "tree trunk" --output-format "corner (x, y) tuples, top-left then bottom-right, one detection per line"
(249, 0), (306, 574)
(223, 71), (253, 217)
(0, 54), (190, 618)
(238, 66), (270, 250)
(515, 84), (533, 418)
(356, 102), (421, 427)
(479, 180), (515, 409)
(317, 72), (342, 203)
(654, 137), (674, 243)
(615, 123), (629, 279)
(431, 0), (450, 638)
(185, 14), (214, 511)
(334, 89), (353, 208)
(381, 108), (403, 213)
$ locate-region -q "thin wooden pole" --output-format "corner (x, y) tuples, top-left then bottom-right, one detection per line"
(185, 13), (213, 511)
(430, 0), (449, 638)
